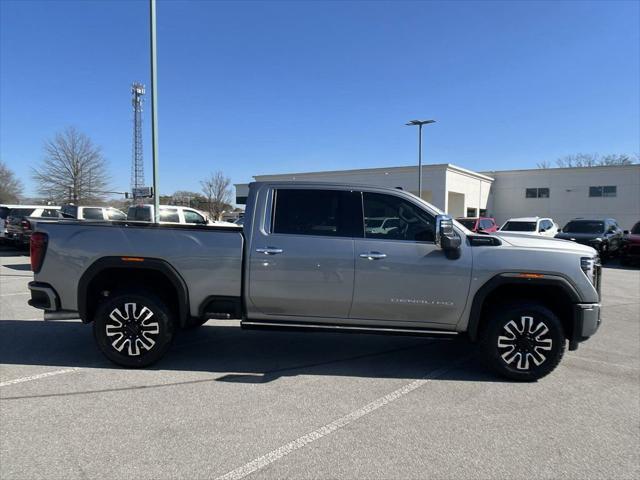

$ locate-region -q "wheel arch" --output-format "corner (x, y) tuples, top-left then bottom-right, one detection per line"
(78, 257), (190, 327)
(467, 273), (581, 342)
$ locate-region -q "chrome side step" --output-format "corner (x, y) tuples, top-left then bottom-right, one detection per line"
(240, 320), (460, 337)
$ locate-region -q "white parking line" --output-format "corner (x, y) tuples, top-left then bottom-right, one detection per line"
(214, 355), (472, 480)
(0, 368), (80, 388)
(567, 354), (639, 371)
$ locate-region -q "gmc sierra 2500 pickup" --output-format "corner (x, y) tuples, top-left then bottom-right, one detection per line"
(28, 182), (602, 381)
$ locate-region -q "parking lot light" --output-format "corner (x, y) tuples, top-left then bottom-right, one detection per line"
(406, 119), (436, 199)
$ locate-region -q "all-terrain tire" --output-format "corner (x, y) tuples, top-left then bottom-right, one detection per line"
(481, 302), (565, 381)
(93, 290), (175, 368)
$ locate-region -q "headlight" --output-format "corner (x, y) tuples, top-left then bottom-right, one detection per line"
(581, 256), (600, 286)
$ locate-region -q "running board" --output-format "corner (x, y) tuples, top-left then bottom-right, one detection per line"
(240, 320), (460, 338)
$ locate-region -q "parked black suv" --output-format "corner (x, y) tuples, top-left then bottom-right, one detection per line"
(555, 218), (624, 260)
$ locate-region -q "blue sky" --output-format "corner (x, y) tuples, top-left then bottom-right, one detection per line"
(1, 0), (638, 198)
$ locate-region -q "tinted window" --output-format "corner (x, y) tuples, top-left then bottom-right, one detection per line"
(106, 208), (126, 220)
(61, 205), (78, 218)
(159, 209), (180, 223)
(363, 192), (435, 242)
(501, 221), (536, 232)
(589, 186), (617, 197)
(8, 208), (35, 217)
(526, 188), (550, 198)
(83, 208), (104, 220)
(458, 219), (477, 230)
(631, 222), (640, 235)
(128, 206), (151, 221)
(563, 221), (604, 234)
(183, 210), (206, 224)
(0, 207), (10, 220)
(273, 189), (362, 237)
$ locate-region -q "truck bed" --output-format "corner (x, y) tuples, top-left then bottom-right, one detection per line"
(31, 220), (244, 318)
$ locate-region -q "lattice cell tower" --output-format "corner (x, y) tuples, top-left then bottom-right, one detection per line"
(131, 82), (146, 196)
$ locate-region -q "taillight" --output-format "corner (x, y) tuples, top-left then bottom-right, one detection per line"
(21, 219), (31, 231)
(30, 232), (48, 273)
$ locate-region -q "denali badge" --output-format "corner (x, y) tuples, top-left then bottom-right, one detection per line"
(391, 298), (454, 306)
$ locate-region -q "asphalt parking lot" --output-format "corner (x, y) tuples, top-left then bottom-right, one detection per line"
(1, 245), (639, 480)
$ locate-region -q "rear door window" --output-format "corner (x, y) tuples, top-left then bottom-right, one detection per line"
(159, 209), (180, 223)
(0, 207), (10, 220)
(82, 208), (104, 220)
(272, 189), (362, 238)
(128, 206), (151, 221)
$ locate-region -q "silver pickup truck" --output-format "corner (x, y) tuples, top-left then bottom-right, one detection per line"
(28, 182), (601, 381)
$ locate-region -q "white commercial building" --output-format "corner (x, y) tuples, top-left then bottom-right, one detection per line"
(235, 163), (640, 229)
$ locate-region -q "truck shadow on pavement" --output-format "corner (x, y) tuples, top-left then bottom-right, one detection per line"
(0, 319), (502, 398)
(2, 263), (31, 271)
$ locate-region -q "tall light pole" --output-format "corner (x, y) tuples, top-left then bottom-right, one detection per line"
(406, 119), (435, 199)
(150, 0), (160, 222)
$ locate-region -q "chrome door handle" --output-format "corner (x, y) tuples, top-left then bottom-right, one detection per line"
(256, 247), (284, 255)
(359, 251), (387, 260)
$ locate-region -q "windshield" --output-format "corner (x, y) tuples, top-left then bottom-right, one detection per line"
(563, 221), (604, 234)
(501, 221), (536, 232)
(457, 219), (477, 230)
(8, 208), (36, 218)
(630, 222), (640, 235)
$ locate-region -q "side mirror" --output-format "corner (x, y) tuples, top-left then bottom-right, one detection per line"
(435, 215), (461, 259)
(623, 230), (630, 235)
(539, 227), (547, 233)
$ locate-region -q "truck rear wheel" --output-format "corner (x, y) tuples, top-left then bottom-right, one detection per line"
(481, 302), (565, 381)
(93, 290), (175, 368)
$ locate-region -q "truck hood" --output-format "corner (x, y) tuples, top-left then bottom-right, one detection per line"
(554, 232), (603, 242)
(494, 232), (597, 255)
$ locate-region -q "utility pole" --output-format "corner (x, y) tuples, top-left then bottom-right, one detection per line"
(405, 119), (436, 199)
(150, 0), (160, 222)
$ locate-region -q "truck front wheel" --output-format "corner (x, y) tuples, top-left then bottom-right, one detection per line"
(481, 302), (565, 381)
(93, 290), (175, 368)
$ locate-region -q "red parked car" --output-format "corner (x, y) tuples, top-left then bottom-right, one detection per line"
(620, 221), (640, 266)
(456, 217), (498, 233)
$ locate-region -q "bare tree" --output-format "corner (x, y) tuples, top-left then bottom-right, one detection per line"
(538, 153), (638, 169)
(200, 171), (232, 220)
(0, 160), (23, 203)
(536, 160), (552, 169)
(31, 127), (110, 204)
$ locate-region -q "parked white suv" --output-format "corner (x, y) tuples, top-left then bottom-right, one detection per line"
(61, 205), (127, 221)
(500, 217), (559, 237)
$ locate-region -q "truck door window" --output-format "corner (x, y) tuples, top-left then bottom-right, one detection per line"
(363, 192), (435, 242)
(183, 210), (206, 224)
(272, 189), (362, 237)
(106, 208), (126, 221)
